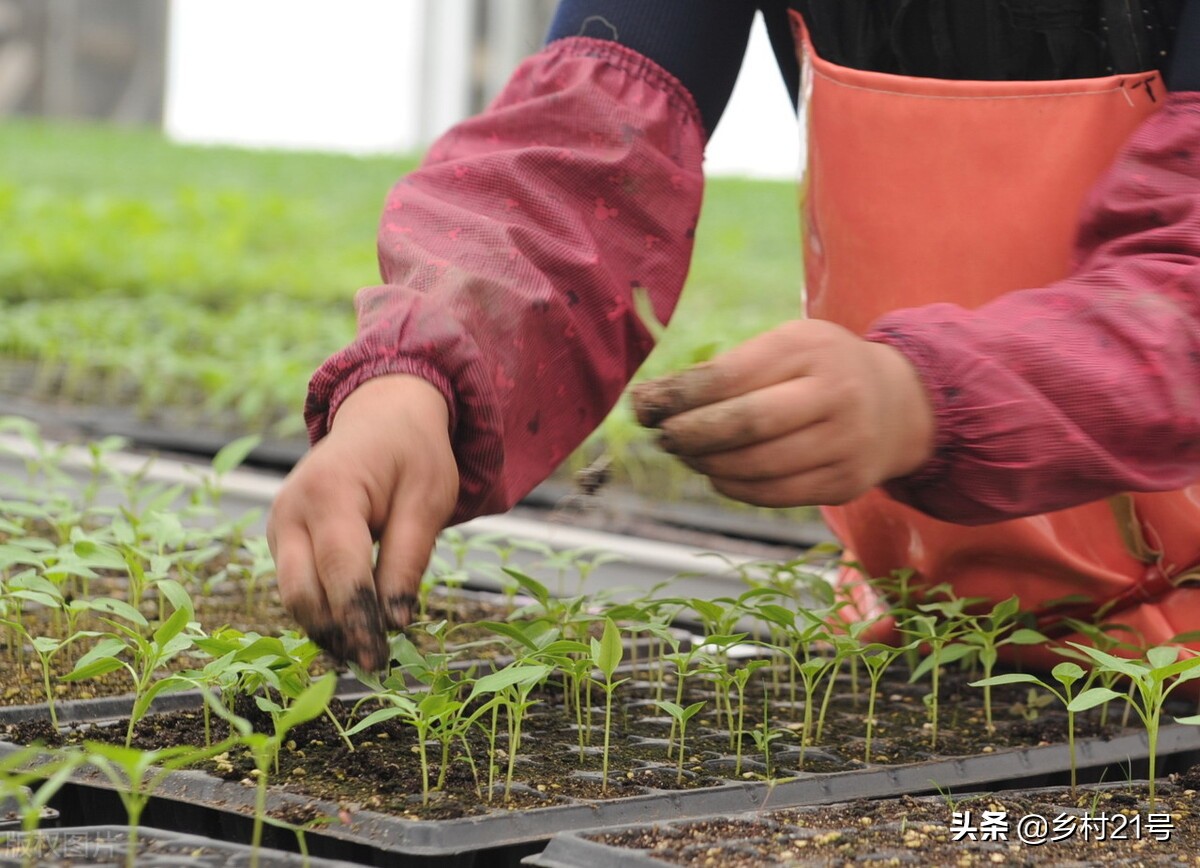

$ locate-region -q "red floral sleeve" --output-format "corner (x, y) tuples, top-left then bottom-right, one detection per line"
(870, 93), (1200, 524)
(305, 38), (705, 524)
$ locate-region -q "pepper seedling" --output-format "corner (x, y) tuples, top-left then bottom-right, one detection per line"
(1065, 643), (1200, 807)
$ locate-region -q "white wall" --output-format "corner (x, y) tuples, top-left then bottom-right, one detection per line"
(165, 0), (472, 154)
(165, 3), (801, 179)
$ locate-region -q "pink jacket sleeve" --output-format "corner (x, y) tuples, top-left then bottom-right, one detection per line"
(304, 38), (705, 524)
(870, 93), (1200, 524)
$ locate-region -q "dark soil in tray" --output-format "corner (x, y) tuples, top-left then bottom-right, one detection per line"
(588, 777), (1200, 866)
(4, 667), (1136, 824)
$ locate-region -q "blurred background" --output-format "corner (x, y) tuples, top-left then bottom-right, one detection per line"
(1, 0), (799, 173)
(0, 0), (804, 513)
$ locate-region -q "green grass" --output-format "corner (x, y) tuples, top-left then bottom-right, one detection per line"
(0, 119), (802, 483)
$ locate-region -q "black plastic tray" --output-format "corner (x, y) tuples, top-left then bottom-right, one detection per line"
(524, 779), (1197, 867)
(5, 720), (1199, 866)
(0, 825), (362, 867)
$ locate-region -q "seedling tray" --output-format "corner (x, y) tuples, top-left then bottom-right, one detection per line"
(0, 825), (362, 867)
(5, 722), (1199, 866)
(525, 779), (1200, 867)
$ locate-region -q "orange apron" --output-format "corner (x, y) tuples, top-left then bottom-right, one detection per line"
(790, 11), (1200, 667)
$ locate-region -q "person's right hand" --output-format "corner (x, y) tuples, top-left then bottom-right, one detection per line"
(267, 374), (459, 671)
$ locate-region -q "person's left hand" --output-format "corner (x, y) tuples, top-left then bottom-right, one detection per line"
(630, 320), (936, 508)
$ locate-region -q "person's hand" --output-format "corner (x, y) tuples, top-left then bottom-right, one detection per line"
(630, 320), (935, 507)
(267, 374), (458, 670)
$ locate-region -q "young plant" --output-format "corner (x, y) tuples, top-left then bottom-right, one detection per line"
(749, 602), (828, 709)
(660, 633), (742, 757)
(0, 745), (86, 867)
(29, 633), (97, 728)
(493, 661), (552, 800)
(204, 672), (337, 865)
(655, 699), (705, 785)
(464, 662), (556, 801)
(814, 628), (869, 742)
(62, 580), (198, 747)
(1066, 643), (1200, 807)
(590, 618), (627, 794)
(970, 661), (1088, 791)
(693, 631), (750, 734)
(0, 574), (105, 724)
(190, 434), (261, 509)
(903, 602), (973, 750)
(207, 631), (352, 757)
(350, 632), (495, 800)
(731, 660), (770, 775)
(85, 740), (234, 868)
(1056, 619), (1143, 727)
(346, 676), (465, 804)
(860, 641), (914, 763)
(863, 568), (933, 674)
(230, 536), (275, 615)
(751, 688), (785, 780)
(960, 596), (1046, 734)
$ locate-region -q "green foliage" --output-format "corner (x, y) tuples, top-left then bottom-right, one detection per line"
(85, 739), (234, 868)
(1065, 643), (1200, 807)
(7, 421), (1200, 836)
(1, 121), (800, 488)
(971, 662), (1088, 791)
(655, 699), (706, 785)
(591, 619), (628, 793)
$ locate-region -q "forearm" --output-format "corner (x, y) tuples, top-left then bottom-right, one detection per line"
(871, 93), (1200, 523)
(306, 38), (705, 523)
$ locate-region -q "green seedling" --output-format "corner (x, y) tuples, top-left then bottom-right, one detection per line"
(532, 545), (613, 596)
(655, 699), (705, 785)
(85, 740), (234, 868)
(571, 550), (625, 595)
(731, 660), (770, 774)
(0, 745), (86, 868)
(218, 536), (275, 615)
(190, 434), (261, 509)
(661, 634), (742, 758)
(971, 661), (1088, 791)
(480, 661), (551, 800)
(590, 618), (627, 793)
(1009, 687), (1055, 721)
(601, 599), (673, 683)
(693, 632), (750, 734)
(462, 662), (554, 801)
(815, 628), (869, 742)
(0, 573), (115, 723)
(28, 633), (99, 729)
(79, 434), (130, 506)
(500, 569), (604, 653)
(753, 603), (839, 762)
(0, 417), (70, 485)
(204, 672), (337, 866)
(1066, 643), (1200, 807)
(904, 604), (973, 750)
(860, 641), (915, 764)
(749, 602), (829, 709)
(63, 580), (198, 747)
(751, 687), (785, 781)
(960, 596), (1046, 734)
(219, 633), (352, 761)
(347, 676), (466, 804)
(1056, 619), (1143, 728)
